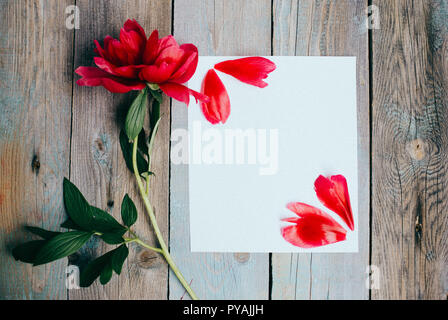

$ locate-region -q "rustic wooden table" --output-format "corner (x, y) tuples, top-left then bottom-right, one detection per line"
(0, 0), (446, 300)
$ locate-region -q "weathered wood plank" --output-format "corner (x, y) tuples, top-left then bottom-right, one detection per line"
(271, 0), (370, 299)
(0, 0), (73, 299)
(70, 0), (171, 299)
(169, 0), (271, 299)
(371, 0), (448, 299)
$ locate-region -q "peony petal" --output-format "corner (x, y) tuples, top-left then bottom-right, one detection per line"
(281, 202), (347, 248)
(200, 69), (230, 125)
(107, 39), (130, 66)
(94, 57), (145, 79)
(123, 19), (146, 40)
(158, 35), (178, 51)
(119, 20), (146, 62)
(155, 45), (186, 66)
(94, 40), (107, 59)
(159, 82), (209, 106)
(214, 57), (276, 88)
(169, 45), (198, 84)
(314, 175), (354, 231)
(139, 62), (177, 83)
(143, 30), (160, 64)
(75, 66), (145, 93)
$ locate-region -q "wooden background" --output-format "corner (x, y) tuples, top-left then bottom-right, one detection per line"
(0, 0), (446, 300)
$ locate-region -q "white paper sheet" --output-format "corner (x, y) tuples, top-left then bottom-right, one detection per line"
(182, 56), (358, 252)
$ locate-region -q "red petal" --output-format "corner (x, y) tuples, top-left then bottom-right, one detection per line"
(314, 175), (354, 231)
(143, 30), (160, 64)
(139, 62), (177, 83)
(158, 35), (178, 51)
(281, 202), (347, 248)
(94, 57), (145, 79)
(94, 40), (107, 59)
(75, 67), (145, 93)
(120, 20), (146, 61)
(200, 69), (230, 125)
(214, 57), (276, 88)
(155, 45), (185, 65)
(106, 39), (130, 66)
(159, 82), (209, 105)
(123, 19), (146, 40)
(169, 44), (198, 83)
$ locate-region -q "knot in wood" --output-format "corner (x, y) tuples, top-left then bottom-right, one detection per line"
(233, 253), (250, 264)
(406, 139), (426, 160)
(137, 250), (161, 269)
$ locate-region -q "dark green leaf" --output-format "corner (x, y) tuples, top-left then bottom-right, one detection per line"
(121, 194), (137, 227)
(33, 231), (93, 266)
(100, 263), (113, 285)
(125, 88), (148, 140)
(119, 130), (148, 175)
(150, 99), (161, 135)
(63, 178), (94, 230)
(60, 218), (83, 230)
(149, 89), (163, 104)
(25, 226), (61, 240)
(12, 240), (47, 263)
(100, 233), (124, 245)
(111, 244), (129, 275)
(91, 206), (127, 235)
(138, 129), (149, 155)
(80, 252), (112, 287)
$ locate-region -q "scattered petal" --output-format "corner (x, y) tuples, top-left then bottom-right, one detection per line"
(314, 175), (354, 231)
(214, 57), (276, 88)
(200, 69), (230, 124)
(281, 202), (347, 248)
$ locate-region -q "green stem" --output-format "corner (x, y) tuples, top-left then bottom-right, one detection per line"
(132, 135), (198, 300)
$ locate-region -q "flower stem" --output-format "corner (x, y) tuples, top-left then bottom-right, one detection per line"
(132, 135), (198, 300)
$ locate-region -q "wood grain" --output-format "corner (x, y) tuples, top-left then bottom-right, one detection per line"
(169, 0), (271, 300)
(69, 0), (171, 299)
(0, 0), (73, 299)
(271, 0), (370, 299)
(371, 0), (448, 299)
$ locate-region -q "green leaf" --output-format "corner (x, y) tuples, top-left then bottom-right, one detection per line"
(25, 226), (61, 240)
(125, 88), (148, 140)
(100, 263), (113, 285)
(91, 206), (127, 235)
(80, 252), (112, 287)
(137, 129), (149, 155)
(121, 194), (138, 227)
(150, 99), (161, 136)
(33, 231), (93, 266)
(63, 178), (94, 231)
(60, 218), (83, 230)
(100, 233), (124, 245)
(149, 89), (163, 105)
(12, 240), (47, 263)
(111, 244), (129, 275)
(119, 130), (149, 175)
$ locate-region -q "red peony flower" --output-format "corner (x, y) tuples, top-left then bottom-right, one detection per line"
(281, 202), (347, 248)
(314, 175), (354, 231)
(75, 19), (208, 105)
